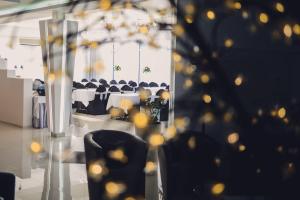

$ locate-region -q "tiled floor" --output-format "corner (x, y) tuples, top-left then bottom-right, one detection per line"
(0, 114), (136, 200)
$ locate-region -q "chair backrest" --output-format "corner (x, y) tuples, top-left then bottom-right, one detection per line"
(99, 79), (107, 84)
(119, 80), (127, 84)
(91, 78), (97, 82)
(84, 130), (148, 200)
(149, 82), (159, 87)
(0, 172), (15, 200)
(82, 78), (89, 82)
(96, 85), (106, 93)
(75, 82), (86, 89)
(160, 82), (167, 87)
(85, 82), (97, 88)
(156, 89), (165, 97)
(110, 80), (117, 85)
(129, 82), (137, 87)
(139, 82), (149, 87)
(128, 80), (133, 85)
(108, 85), (120, 92)
(121, 85), (134, 92)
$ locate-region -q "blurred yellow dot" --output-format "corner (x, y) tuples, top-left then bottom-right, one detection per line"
(242, 11), (249, 19)
(99, 0), (111, 10)
(224, 38), (234, 48)
(89, 41), (98, 49)
(48, 73), (56, 82)
(188, 136), (196, 149)
(173, 52), (182, 62)
(223, 112), (233, 122)
(175, 62), (184, 73)
(278, 107), (286, 118)
(200, 73), (210, 84)
(184, 79), (193, 89)
(202, 94), (212, 104)
(215, 157), (221, 166)
(233, 2), (241, 9)
(166, 125), (177, 139)
(185, 3), (196, 15)
(148, 133), (164, 147)
(175, 117), (188, 130)
(125, 197), (136, 200)
(239, 144), (246, 152)
(89, 163), (103, 176)
(145, 161), (157, 173)
(227, 132), (239, 144)
(105, 181), (124, 197)
(93, 61), (105, 73)
(109, 149), (127, 162)
(211, 183), (225, 195)
(275, 2), (285, 13)
(173, 24), (185, 36)
(139, 25), (149, 34)
(259, 12), (269, 24)
(110, 107), (122, 118)
(161, 91), (170, 100)
(293, 24), (300, 35)
(185, 15), (194, 24)
(283, 24), (293, 38)
(206, 10), (216, 20)
(201, 112), (214, 123)
(139, 89), (151, 101)
(234, 75), (243, 86)
(120, 99), (133, 111)
(133, 112), (149, 129)
(30, 142), (42, 153)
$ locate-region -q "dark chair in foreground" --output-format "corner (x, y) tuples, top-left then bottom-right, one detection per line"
(158, 131), (220, 200)
(139, 82), (149, 87)
(84, 130), (148, 200)
(119, 80), (127, 84)
(0, 172), (16, 200)
(109, 86), (120, 93)
(129, 81), (137, 87)
(82, 78), (89, 82)
(110, 80), (117, 85)
(149, 82), (159, 87)
(121, 85), (134, 93)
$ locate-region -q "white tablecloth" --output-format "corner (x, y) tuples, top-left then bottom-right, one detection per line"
(72, 89), (97, 107)
(106, 93), (140, 112)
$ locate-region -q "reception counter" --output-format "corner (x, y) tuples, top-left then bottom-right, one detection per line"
(0, 69), (32, 127)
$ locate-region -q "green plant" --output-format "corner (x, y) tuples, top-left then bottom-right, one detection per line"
(143, 66), (151, 73)
(114, 65), (121, 71)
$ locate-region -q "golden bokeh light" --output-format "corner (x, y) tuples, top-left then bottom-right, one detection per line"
(200, 112), (214, 123)
(234, 75), (243, 86)
(211, 183), (225, 195)
(108, 148), (127, 163)
(239, 144), (246, 152)
(139, 25), (149, 34)
(105, 181), (125, 198)
(283, 24), (293, 38)
(48, 73), (56, 82)
(148, 133), (165, 147)
(200, 73), (210, 84)
(30, 142), (42, 153)
(206, 10), (216, 20)
(109, 107), (123, 118)
(166, 125), (177, 139)
(99, 0), (111, 10)
(125, 197), (136, 200)
(133, 112), (149, 129)
(175, 117), (189, 131)
(277, 107), (286, 118)
(293, 24), (300, 35)
(202, 94), (212, 104)
(173, 24), (185, 36)
(173, 52), (182, 62)
(188, 136), (196, 149)
(224, 38), (234, 48)
(144, 161), (157, 173)
(119, 99), (133, 111)
(275, 2), (285, 13)
(161, 91), (170, 100)
(89, 163), (103, 176)
(233, 2), (242, 9)
(242, 11), (249, 19)
(185, 15), (194, 24)
(185, 3), (196, 15)
(139, 89), (151, 101)
(184, 79), (193, 89)
(227, 132), (239, 144)
(259, 12), (269, 24)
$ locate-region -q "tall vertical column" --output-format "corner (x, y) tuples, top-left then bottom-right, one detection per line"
(39, 12), (78, 137)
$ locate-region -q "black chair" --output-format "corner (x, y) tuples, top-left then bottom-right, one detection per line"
(119, 80), (127, 84)
(102, 82), (110, 88)
(87, 90), (109, 115)
(129, 81), (137, 87)
(96, 85), (106, 93)
(109, 86), (120, 93)
(156, 89), (165, 97)
(110, 80), (118, 85)
(0, 172), (15, 200)
(91, 78), (97, 82)
(82, 78), (89, 82)
(158, 131), (220, 200)
(128, 80), (134, 85)
(75, 82), (86, 89)
(149, 82), (159, 87)
(85, 82), (98, 89)
(139, 82), (149, 87)
(161, 82), (167, 87)
(121, 85), (134, 92)
(99, 79), (107, 84)
(84, 130), (148, 200)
